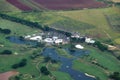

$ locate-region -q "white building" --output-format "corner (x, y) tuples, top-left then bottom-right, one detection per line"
(52, 36), (58, 41)
(85, 37), (95, 44)
(75, 44), (84, 49)
(29, 36), (42, 41)
(24, 35), (31, 39)
(44, 38), (53, 43)
(55, 39), (63, 44)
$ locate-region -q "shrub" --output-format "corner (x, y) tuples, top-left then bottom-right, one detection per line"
(1, 50), (12, 55)
(40, 66), (50, 75)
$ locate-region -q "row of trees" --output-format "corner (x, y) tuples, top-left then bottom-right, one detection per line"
(0, 13), (72, 37)
(93, 41), (108, 51)
(12, 59), (27, 69)
(0, 13), (43, 30)
(0, 28), (11, 34)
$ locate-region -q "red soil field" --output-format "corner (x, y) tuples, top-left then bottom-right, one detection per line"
(6, 0), (32, 11)
(33, 0), (107, 10)
(0, 71), (19, 80)
(6, 0), (107, 10)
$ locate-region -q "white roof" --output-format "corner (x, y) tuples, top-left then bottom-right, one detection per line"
(44, 38), (53, 43)
(24, 35), (31, 39)
(55, 39), (63, 44)
(75, 44), (84, 49)
(85, 37), (95, 44)
(29, 36), (42, 41)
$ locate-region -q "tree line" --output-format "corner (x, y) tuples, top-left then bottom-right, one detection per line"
(0, 13), (72, 37)
(0, 13), (43, 30)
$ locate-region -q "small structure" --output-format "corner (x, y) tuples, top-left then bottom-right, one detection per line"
(52, 36), (58, 41)
(85, 37), (95, 44)
(71, 32), (80, 38)
(44, 38), (53, 43)
(55, 39), (63, 44)
(75, 44), (84, 49)
(29, 36), (42, 41)
(24, 35), (31, 39)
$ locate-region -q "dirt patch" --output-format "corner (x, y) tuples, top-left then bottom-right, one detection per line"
(0, 71), (19, 80)
(6, 0), (32, 11)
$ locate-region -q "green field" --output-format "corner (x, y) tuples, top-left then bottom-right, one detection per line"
(4, 6), (120, 44)
(0, 0), (20, 12)
(73, 46), (120, 80)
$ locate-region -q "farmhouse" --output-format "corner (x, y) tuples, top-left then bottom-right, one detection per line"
(85, 37), (95, 44)
(54, 39), (63, 44)
(44, 38), (53, 43)
(29, 36), (42, 41)
(71, 32), (80, 38)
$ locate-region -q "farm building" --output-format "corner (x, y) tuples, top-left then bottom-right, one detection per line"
(55, 39), (63, 44)
(85, 37), (95, 44)
(29, 36), (42, 41)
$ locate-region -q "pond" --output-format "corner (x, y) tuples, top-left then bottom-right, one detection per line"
(42, 48), (95, 80)
(6, 36), (38, 46)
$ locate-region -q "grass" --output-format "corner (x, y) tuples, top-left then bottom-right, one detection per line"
(0, 18), (40, 36)
(73, 60), (108, 80)
(56, 7), (120, 41)
(5, 7), (120, 43)
(114, 38), (120, 44)
(56, 48), (73, 58)
(73, 46), (120, 80)
(0, 0), (20, 12)
(51, 71), (72, 80)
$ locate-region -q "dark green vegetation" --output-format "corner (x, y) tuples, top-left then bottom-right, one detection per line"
(109, 72), (120, 80)
(40, 66), (50, 75)
(0, 50), (12, 55)
(12, 59), (27, 69)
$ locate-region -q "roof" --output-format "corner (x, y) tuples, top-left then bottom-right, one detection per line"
(75, 44), (84, 49)
(44, 38), (53, 43)
(29, 36), (42, 41)
(55, 39), (63, 44)
(85, 37), (95, 44)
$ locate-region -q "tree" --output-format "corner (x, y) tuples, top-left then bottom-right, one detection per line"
(109, 72), (120, 80)
(11, 59), (27, 69)
(2, 29), (11, 34)
(40, 66), (50, 75)
(94, 41), (108, 51)
(117, 56), (120, 60)
(1, 50), (12, 55)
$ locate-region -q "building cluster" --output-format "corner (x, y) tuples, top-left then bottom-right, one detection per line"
(24, 31), (70, 45)
(24, 31), (95, 48)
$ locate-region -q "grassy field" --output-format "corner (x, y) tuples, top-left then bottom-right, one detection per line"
(56, 7), (120, 42)
(4, 6), (120, 44)
(73, 46), (120, 80)
(51, 71), (72, 80)
(0, 0), (20, 12)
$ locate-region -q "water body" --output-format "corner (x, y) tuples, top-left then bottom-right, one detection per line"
(42, 48), (95, 80)
(6, 36), (37, 46)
